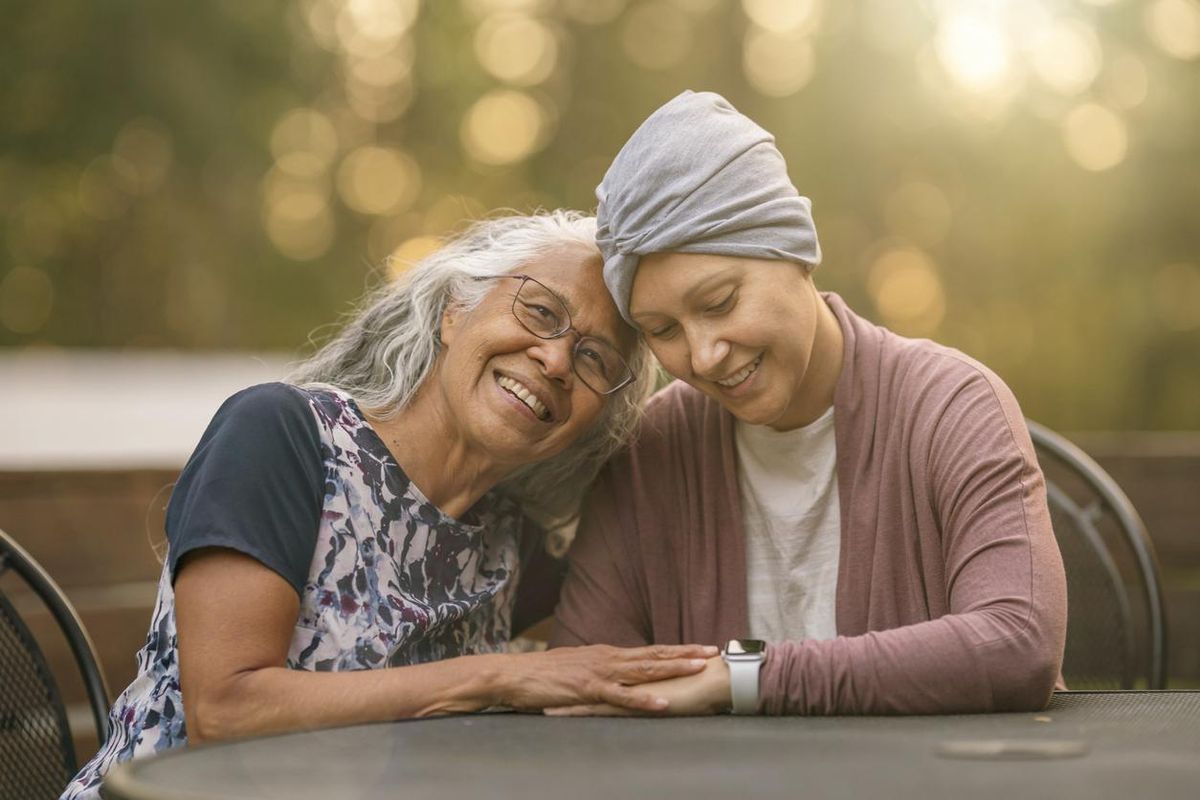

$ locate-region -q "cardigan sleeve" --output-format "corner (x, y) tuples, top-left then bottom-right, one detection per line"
(549, 463), (654, 648)
(758, 368), (1068, 715)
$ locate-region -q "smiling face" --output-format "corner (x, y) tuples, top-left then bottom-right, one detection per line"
(630, 251), (835, 430)
(435, 243), (634, 469)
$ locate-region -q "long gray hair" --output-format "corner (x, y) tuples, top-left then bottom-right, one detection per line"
(287, 210), (656, 528)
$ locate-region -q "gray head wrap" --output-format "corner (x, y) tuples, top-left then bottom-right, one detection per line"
(596, 90), (821, 323)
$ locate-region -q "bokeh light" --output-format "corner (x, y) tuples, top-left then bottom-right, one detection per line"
(1145, 0), (1200, 61)
(741, 0), (821, 34)
(867, 246), (946, 336)
(270, 108), (340, 178)
(933, 11), (1013, 93)
(1027, 19), (1101, 97)
(261, 167), (335, 260)
(1062, 103), (1128, 172)
(111, 118), (174, 195)
(743, 27), (816, 97)
(460, 89), (547, 165)
(1102, 52), (1150, 109)
(389, 236), (443, 276)
(336, 146), (422, 216)
(475, 14), (559, 86)
(859, 0), (927, 55)
(335, 0), (419, 57)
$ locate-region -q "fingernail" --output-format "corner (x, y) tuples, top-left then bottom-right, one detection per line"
(654, 697), (668, 708)
(703, 646), (719, 655)
(690, 659), (707, 667)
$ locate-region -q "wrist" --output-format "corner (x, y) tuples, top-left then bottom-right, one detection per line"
(420, 653), (511, 714)
(709, 657), (733, 714)
(473, 652), (514, 709)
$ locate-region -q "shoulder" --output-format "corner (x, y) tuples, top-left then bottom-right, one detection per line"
(834, 297), (1030, 457)
(860, 317), (1021, 425)
(872, 333), (1033, 472)
(196, 382), (325, 460)
(216, 382), (315, 421)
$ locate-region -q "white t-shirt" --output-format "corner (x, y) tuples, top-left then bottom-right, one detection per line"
(736, 406), (840, 643)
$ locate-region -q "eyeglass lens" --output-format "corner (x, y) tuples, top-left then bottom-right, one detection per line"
(512, 277), (631, 395)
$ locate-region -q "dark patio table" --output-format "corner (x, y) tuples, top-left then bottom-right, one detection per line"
(102, 691), (1200, 800)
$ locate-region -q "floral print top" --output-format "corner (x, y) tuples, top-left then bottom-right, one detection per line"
(62, 383), (545, 800)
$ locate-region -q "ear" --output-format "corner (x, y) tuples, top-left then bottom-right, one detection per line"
(440, 302), (463, 345)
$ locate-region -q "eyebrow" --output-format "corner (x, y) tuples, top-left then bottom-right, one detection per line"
(630, 266), (741, 321)
(547, 284), (623, 350)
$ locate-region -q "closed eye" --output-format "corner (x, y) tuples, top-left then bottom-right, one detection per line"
(645, 321), (679, 340)
(706, 290), (736, 314)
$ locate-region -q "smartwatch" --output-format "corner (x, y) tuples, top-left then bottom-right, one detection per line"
(721, 639), (766, 715)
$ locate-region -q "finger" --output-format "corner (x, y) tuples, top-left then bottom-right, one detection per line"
(631, 644), (718, 660)
(545, 704), (632, 717)
(599, 684), (671, 713)
(614, 658), (707, 684)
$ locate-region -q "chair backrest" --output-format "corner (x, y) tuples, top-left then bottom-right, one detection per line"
(1026, 421), (1168, 689)
(0, 528), (111, 800)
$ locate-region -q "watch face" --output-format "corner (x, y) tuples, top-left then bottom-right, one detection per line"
(726, 639), (766, 656)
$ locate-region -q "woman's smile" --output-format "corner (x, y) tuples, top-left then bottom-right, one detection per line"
(714, 353), (763, 395)
(494, 371), (554, 423)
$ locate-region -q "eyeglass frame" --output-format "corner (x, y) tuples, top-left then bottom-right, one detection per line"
(473, 274), (636, 396)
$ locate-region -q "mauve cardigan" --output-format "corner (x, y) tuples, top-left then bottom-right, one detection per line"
(551, 293), (1068, 714)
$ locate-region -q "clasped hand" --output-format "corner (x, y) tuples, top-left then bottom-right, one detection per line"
(497, 645), (729, 716)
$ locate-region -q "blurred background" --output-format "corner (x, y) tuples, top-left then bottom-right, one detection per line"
(1, 0), (1198, 761)
(2, 0), (1198, 428)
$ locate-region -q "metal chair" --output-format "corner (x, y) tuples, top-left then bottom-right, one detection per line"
(0, 528), (111, 800)
(1027, 421), (1168, 689)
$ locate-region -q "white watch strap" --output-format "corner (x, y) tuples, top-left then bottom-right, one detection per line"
(727, 658), (763, 715)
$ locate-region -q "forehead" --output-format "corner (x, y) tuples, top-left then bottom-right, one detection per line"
(629, 252), (748, 314)
(507, 244), (633, 347)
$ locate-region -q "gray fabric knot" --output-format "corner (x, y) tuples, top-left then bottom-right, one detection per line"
(596, 90), (821, 323)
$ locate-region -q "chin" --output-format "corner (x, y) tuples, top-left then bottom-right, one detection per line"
(718, 396), (783, 427)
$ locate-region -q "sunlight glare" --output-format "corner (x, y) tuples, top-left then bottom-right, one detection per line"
(934, 12), (1012, 92)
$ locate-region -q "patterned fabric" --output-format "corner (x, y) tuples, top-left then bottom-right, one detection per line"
(62, 388), (528, 800)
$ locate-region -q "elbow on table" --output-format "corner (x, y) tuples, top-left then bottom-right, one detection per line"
(184, 680), (259, 745)
(990, 644), (1062, 712)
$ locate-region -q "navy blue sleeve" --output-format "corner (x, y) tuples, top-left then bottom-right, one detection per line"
(165, 383), (325, 597)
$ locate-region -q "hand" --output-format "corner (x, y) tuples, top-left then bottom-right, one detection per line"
(495, 644), (719, 714)
(544, 656), (731, 717)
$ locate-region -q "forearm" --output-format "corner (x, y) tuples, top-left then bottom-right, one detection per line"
(188, 653), (508, 742)
(760, 608), (1062, 716)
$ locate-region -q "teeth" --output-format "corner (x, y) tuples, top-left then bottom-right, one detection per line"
(496, 375), (549, 420)
(717, 356), (761, 388)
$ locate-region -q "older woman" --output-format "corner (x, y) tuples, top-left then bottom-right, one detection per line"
(63, 211), (715, 799)
(550, 93), (1068, 716)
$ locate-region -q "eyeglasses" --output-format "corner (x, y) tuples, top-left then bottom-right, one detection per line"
(479, 274), (635, 396)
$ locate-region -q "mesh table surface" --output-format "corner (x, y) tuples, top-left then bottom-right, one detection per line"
(105, 692), (1200, 800)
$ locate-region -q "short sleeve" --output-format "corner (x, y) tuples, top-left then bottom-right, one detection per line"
(165, 383), (326, 597)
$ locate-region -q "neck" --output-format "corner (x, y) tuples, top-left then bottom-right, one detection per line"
(773, 290), (844, 431)
(366, 382), (510, 520)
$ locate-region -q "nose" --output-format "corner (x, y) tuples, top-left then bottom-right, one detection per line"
(529, 335), (575, 388)
(688, 324), (731, 380)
